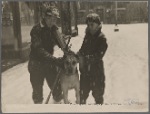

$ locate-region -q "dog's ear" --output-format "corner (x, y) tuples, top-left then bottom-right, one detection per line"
(63, 54), (67, 59)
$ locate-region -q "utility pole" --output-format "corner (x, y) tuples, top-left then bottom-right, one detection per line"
(114, 1), (119, 32)
(115, 1), (118, 25)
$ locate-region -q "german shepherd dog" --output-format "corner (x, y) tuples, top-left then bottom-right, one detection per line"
(60, 52), (80, 104)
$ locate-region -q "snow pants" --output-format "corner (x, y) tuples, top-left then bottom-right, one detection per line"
(79, 58), (105, 105)
(28, 59), (62, 104)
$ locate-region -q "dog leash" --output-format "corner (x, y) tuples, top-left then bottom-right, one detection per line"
(45, 68), (62, 104)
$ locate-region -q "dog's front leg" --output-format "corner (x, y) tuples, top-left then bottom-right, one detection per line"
(75, 83), (80, 104)
(62, 86), (69, 104)
(63, 90), (69, 104)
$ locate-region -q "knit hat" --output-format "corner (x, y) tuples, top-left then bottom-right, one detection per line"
(86, 13), (101, 25)
(42, 2), (60, 18)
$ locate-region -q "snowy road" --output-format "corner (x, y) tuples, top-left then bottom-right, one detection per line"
(1, 24), (148, 112)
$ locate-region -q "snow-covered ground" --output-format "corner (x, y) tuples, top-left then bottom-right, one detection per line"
(1, 24), (148, 112)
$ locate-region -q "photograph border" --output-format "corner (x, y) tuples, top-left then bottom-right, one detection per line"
(0, 0), (149, 113)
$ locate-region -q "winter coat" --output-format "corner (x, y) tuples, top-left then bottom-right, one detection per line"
(79, 27), (108, 61)
(29, 19), (61, 63)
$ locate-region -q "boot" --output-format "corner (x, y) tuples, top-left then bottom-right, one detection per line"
(80, 99), (86, 105)
(95, 96), (103, 105)
(53, 94), (63, 102)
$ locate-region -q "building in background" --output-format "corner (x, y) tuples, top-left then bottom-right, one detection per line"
(77, 1), (148, 24)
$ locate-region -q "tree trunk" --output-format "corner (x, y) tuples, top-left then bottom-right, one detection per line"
(73, 1), (78, 35)
(33, 2), (40, 24)
(85, 2), (89, 16)
(59, 2), (72, 35)
(10, 2), (22, 50)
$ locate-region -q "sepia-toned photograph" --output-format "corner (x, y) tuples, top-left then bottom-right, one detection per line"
(1, 0), (149, 113)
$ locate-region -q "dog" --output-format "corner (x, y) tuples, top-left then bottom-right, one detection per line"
(60, 52), (80, 104)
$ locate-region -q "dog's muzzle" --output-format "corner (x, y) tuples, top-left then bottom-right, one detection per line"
(67, 68), (73, 74)
(65, 67), (76, 75)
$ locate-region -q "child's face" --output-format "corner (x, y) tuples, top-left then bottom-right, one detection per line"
(45, 15), (57, 28)
(87, 22), (99, 35)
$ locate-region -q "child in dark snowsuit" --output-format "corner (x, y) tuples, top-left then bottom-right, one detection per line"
(78, 13), (108, 105)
